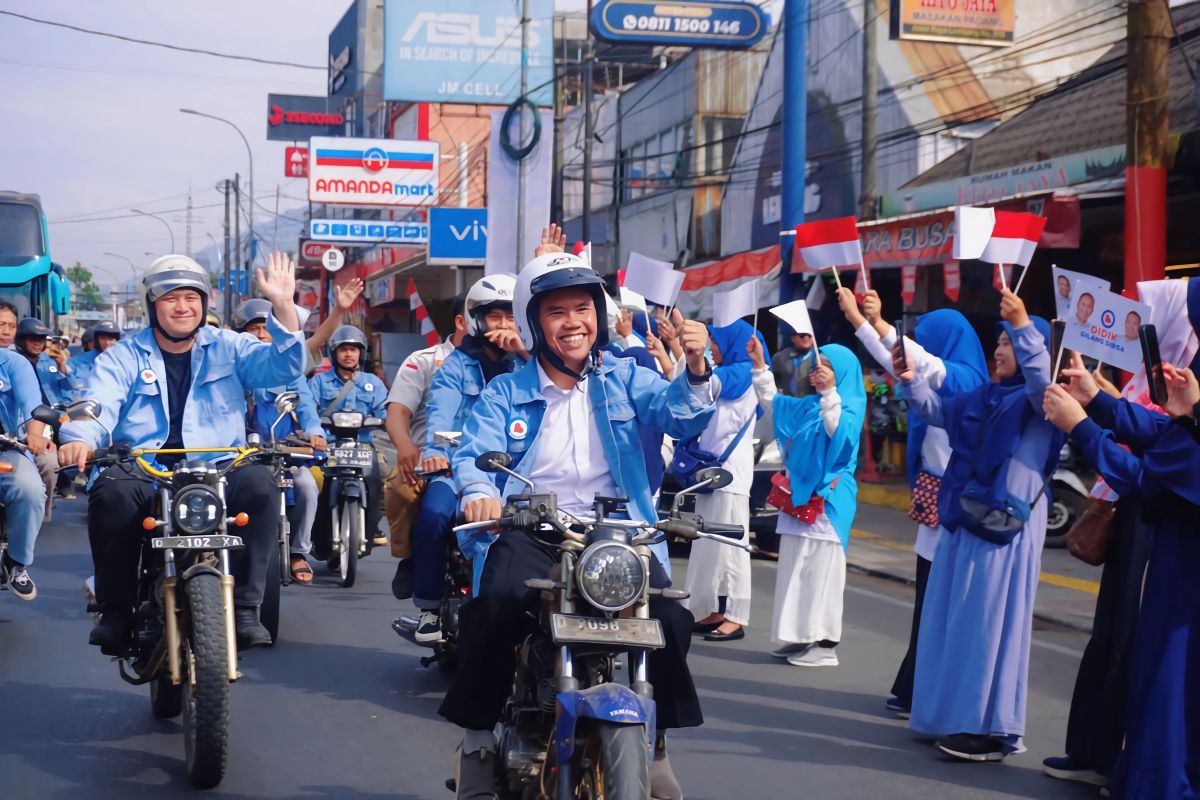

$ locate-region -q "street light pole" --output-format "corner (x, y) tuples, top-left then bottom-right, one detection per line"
(130, 209), (176, 252)
(180, 108), (254, 270)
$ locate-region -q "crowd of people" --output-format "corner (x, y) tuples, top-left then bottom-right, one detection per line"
(0, 227), (1195, 799)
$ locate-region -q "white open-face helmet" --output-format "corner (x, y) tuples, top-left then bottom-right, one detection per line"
(514, 252), (608, 354)
(464, 274), (516, 337)
(142, 254), (212, 339)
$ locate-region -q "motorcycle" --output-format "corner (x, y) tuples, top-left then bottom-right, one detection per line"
(393, 433), (471, 672)
(320, 409), (383, 587)
(252, 390), (319, 643)
(1046, 441), (1092, 548)
(67, 399), (255, 789)
(0, 405), (64, 592)
(453, 451), (747, 799)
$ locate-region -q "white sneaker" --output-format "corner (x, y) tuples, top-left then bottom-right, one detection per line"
(414, 611), (442, 643)
(787, 646), (838, 667)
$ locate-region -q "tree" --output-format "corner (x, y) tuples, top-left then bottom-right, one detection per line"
(66, 262), (105, 310)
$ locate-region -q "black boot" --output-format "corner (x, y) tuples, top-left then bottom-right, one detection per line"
(391, 558), (413, 600)
(235, 606), (272, 649)
(89, 609), (134, 656)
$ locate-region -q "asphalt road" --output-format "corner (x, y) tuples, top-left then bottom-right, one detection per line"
(1, 496), (1101, 799)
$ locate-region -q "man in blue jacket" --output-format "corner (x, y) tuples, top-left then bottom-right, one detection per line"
(59, 252), (305, 652)
(67, 319), (122, 399)
(443, 253), (719, 800)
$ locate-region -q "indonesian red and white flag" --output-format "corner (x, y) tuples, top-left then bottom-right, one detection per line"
(979, 211), (1047, 267)
(900, 264), (917, 306)
(943, 260), (961, 302)
(854, 263), (869, 300)
(405, 278), (439, 347)
(794, 216), (863, 271)
(953, 206), (995, 261)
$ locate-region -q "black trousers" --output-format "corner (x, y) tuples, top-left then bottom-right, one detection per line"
(312, 457), (383, 558)
(88, 464), (277, 611)
(439, 531), (702, 732)
(889, 554), (932, 708)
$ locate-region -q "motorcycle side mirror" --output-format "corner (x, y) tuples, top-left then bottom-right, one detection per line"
(695, 468), (733, 490)
(273, 391), (299, 415)
(30, 405), (62, 430)
(63, 399), (102, 422)
(475, 451), (513, 472)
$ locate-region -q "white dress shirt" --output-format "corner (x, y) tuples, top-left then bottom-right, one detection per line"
(385, 340), (454, 448)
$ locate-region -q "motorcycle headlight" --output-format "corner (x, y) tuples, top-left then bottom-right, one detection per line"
(171, 485), (224, 536)
(575, 541), (646, 612)
(331, 411), (364, 428)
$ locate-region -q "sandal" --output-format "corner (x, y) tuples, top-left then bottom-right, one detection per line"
(290, 555), (313, 585)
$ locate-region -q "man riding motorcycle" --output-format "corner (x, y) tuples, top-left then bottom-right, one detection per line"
(68, 319), (122, 398)
(308, 324), (387, 550)
(16, 316), (74, 406)
(411, 274), (525, 643)
(234, 298), (327, 584)
(0, 348), (52, 601)
(443, 252), (719, 800)
(58, 252), (305, 652)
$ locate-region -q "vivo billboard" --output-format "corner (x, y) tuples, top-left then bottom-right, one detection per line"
(382, 0), (554, 106)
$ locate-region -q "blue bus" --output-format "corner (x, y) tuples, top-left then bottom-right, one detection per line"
(0, 191), (71, 325)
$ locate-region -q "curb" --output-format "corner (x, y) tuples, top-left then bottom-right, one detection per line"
(846, 557), (1095, 636)
(857, 483), (911, 512)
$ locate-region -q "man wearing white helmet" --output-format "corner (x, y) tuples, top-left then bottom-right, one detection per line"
(236, 298), (327, 584)
(59, 252), (305, 652)
(407, 273), (526, 642)
(441, 252), (718, 800)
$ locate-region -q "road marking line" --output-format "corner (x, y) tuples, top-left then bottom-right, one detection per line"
(849, 528), (1101, 596)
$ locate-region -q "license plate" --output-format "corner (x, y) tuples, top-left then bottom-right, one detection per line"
(151, 535), (244, 550)
(278, 477), (294, 489)
(550, 613), (664, 649)
(332, 446), (374, 468)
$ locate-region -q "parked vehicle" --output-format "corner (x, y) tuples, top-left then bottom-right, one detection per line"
(1046, 441), (1092, 548)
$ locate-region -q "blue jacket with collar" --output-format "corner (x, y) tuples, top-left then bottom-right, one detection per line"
(453, 354), (717, 526)
(421, 348), (516, 462)
(250, 378), (324, 442)
(33, 353), (73, 405)
(308, 368), (387, 442)
(0, 350), (46, 461)
(67, 350), (98, 400)
(59, 315), (306, 457)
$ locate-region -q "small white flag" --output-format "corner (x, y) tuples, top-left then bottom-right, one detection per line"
(805, 276), (827, 310)
(712, 279), (760, 328)
(624, 252), (684, 308)
(953, 206), (995, 261)
(769, 299), (816, 338)
(618, 286), (648, 313)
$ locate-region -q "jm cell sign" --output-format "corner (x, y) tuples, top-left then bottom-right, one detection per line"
(307, 137), (440, 206)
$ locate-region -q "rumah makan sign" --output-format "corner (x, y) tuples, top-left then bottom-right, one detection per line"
(889, 0), (1014, 48)
(307, 137), (440, 206)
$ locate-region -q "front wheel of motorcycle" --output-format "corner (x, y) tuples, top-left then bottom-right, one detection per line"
(337, 500), (361, 588)
(181, 572), (231, 789)
(576, 721), (650, 800)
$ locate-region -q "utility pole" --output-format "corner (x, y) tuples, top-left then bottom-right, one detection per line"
(582, 0), (594, 249)
(516, 0), (530, 267)
(185, 184), (193, 257)
(779, 0), (810, 306)
(859, 0), (878, 219)
(551, 24), (565, 226)
(222, 179), (233, 324)
(234, 173), (242, 306)
(1125, 0), (1170, 289)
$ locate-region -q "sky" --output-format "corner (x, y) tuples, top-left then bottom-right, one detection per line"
(0, 0), (618, 293)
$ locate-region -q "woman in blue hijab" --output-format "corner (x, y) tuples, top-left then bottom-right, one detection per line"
(749, 340), (865, 667)
(837, 289), (990, 710)
(681, 320), (766, 642)
(902, 289), (1064, 762)
(1042, 276), (1200, 798)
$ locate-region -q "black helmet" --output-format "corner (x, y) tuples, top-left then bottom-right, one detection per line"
(16, 317), (51, 340)
(89, 320), (122, 346)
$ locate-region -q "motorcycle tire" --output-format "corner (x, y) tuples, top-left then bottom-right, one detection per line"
(261, 546), (281, 645)
(338, 500), (361, 588)
(150, 672), (183, 719)
(182, 572), (231, 790)
(576, 721), (650, 800)
(1045, 485), (1087, 549)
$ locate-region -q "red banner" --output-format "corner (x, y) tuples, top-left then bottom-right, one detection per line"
(792, 196), (1080, 273)
(943, 260), (961, 302)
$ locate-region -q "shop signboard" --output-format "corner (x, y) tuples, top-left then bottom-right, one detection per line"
(428, 207), (487, 266)
(590, 0), (769, 49)
(266, 94), (343, 141)
(309, 218), (430, 245)
(382, 0), (554, 105)
(307, 137), (439, 206)
(889, 0), (1015, 48)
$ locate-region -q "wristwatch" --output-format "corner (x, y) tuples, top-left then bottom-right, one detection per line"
(686, 364), (713, 384)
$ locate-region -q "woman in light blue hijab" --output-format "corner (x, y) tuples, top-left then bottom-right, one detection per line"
(750, 340), (865, 667)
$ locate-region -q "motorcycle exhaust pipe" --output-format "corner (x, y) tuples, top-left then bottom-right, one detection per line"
(163, 575), (182, 685)
(221, 574), (239, 681)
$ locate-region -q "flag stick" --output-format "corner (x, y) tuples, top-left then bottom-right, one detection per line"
(998, 262), (1009, 292)
(831, 267), (843, 289)
(1051, 341), (1067, 383)
(1014, 263), (1032, 294)
(644, 308), (652, 337)
(860, 262), (870, 291)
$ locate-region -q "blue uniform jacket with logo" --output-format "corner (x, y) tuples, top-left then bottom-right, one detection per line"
(0, 350), (47, 462)
(421, 348), (514, 463)
(453, 355), (718, 527)
(250, 379), (324, 442)
(59, 315), (306, 457)
(34, 353), (73, 405)
(67, 350), (100, 400)
(308, 369), (387, 442)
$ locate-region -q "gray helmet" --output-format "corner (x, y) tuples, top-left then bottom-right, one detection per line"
(142, 254), (211, 341)
(89, 320), (122, 345)
(233, 298), (271, 332)
(327, 324), (367, 358)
